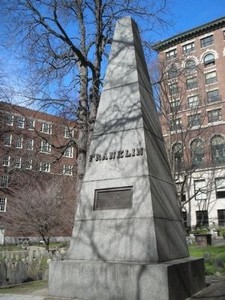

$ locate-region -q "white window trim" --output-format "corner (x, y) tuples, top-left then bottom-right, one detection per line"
(27, 139), (34, 151)
(63, 147), (73, 158)
(41, 122), (52, 134)
(40, 140), (51, 153)
(39, 162), (51, 173)
(15, 136), (23, 149)
(0, 197), (7, 212)
(4, 134), (12, 147)
(3, 155), (10, 167)
(63, 165), (73, 175)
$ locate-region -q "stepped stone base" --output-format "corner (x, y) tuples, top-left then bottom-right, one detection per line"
(48, 257), (205, 300)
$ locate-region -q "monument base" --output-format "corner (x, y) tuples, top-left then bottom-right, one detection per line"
(49, 257), (205, 300)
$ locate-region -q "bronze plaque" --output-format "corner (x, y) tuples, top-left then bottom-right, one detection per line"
(94, 186), (133, 210)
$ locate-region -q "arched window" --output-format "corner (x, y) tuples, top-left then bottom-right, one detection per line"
(172, 143), (183, 171)
(185, 59), (196, 75)
(211, 135), (225, 164)
(204, 53), (215, 67)
(168, 66), (178, 79)
(191, 139), (204, 166)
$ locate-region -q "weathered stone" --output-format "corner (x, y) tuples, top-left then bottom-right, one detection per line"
(49, 16), (205, 300)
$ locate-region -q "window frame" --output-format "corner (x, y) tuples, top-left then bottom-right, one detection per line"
(165, 49), (177, 60)
(63, 165), (73, 175)
(15, 136), (23, 149)
(41, 122), (52, 134)
(207, 89), (220, 103)
(39, 162), (51, 173)
(200, 35), (214, 48)
(0, 197), (7, 212)
(194, 180), (207, 201)
(182, 42), (195, 54)
(0, 175), (9, 188)
(40, 140), (51, 153)
(208, 109), (222, 123)
(215, 178), (225, 199)
(16, 116), (25, 128)
(205, 71), (217, 85)
(186, 77), (198, 90)
(63, 147), (73, 158)
(2, 155), (10, 167)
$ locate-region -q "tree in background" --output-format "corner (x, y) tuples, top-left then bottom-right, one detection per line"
(1, 174), (75, 250)
(0, 0), (170, 201)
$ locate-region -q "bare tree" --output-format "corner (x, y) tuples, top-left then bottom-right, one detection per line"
(1, 174), (75, 250)
(151, 54), (223, 228)
(0, 0), (170, 202)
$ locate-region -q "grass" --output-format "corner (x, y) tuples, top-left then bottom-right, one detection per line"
(0, 280), (48, 294)
(189, 244), (225, 275)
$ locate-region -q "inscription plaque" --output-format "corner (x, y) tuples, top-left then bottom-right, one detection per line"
(94, 186), (133, 210)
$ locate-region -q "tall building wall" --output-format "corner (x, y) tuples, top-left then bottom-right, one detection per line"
(0, 101), (77, 243)
(154, 17), (225, 229)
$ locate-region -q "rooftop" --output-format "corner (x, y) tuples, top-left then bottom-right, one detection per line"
(153, 16), (225, 52)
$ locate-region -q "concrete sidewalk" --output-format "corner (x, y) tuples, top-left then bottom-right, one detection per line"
(0, 277), (225, 299)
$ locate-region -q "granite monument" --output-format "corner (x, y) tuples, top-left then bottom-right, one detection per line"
(49, 17), (205, 300)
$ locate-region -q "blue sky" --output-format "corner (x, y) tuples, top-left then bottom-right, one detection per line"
(159, 0), (225, 41)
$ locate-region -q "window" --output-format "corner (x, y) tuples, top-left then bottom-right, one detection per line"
(63, 147), (73, 158)
(172, 143), (183, 170)
(26, 139), (34, 151)
(63, 165), (73, 175)
(183, 42), (195, 54)
(211, 135), (225, 164)
(0, 198), (7, 212)
(187, 95), (200, 108)
(16, 116), (25, 128)
(4, 134), (12, 147)
(15, 136), (23, 149)
(2, 155), (10, 167)
(181, 211), (188, 229)
(0, 175), (8, 188)
(207, 89), (220, 103)
(40, 140), (51, 153)
(176, 182), (186, 202)
(185, 59), (196, 75)
(5, 114), (14, 126)
(208, 109), (222, 123)
(24, 160), (32, 170)
(40, 162), (51, 173)
(204, 53), (215, 67)
(205, 71), (217, 84)
(200, 35), (214, 48)
(27, 119), (35, 130)
(168, 66), (178, 79)
(64, 127), (74, 138)
(223, 30), (225, 40)
(215, 178), (225, 198)
(170, 118), (182, 131)
(166, 49), (177, 60)
(186, 77), (198, 89)
(170, 99), (180, 113)
(41, 122), (52, 134)
(191, 139), (204, 166)
(218, 210), (225, 226)
(169, 83), (179, 95)
(188, 114), (201, 128)
(15, 157), (22, 168)
(196, 210), (209, 227)
(194, 180), (207, 201)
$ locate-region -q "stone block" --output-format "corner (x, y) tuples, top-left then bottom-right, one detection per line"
(49, 257), (205, 300)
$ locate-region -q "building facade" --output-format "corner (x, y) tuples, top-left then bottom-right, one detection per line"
(0, 101), (76, 244)
(153, 17), (225, 230)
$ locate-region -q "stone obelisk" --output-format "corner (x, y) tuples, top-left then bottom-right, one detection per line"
(49, 17), (205, 300)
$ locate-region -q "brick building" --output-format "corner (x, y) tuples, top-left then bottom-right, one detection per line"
(153, 17), (225, 230)
(0, 101), (76, 244)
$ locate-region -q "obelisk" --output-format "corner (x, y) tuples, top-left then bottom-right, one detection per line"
(49, 17), (205, 300)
